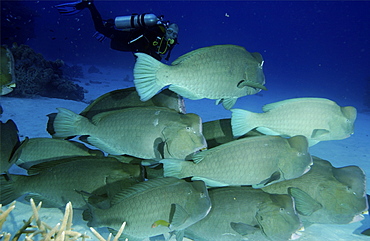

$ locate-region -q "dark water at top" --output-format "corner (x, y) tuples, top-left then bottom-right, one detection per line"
(2, 0), (370, 109)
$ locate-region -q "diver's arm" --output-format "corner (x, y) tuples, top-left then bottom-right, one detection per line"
(86, 2), (116, 38)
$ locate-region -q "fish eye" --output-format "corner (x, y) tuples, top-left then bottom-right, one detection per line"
(280, 208), (285, 212)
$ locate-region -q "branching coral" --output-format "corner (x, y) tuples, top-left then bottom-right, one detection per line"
(0, 199), (127, 241)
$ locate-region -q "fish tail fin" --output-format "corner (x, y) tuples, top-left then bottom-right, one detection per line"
(160, 159), (189, 179)
(0, 174), (21, 206)
(53, 108), (91, 138)
(134, 53), (166, 101)
(231, 108), (257, 137)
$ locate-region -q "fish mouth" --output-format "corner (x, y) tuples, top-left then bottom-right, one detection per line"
(349, 211), (367, 223)
(290, 226), (305, 240)
(303, 165), (311, 175)
(185, 147), (207, 160)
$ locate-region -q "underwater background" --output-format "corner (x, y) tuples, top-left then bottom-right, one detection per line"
(1, 0), (370, 240)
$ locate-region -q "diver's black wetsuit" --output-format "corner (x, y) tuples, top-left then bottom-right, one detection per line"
(87, 2), (176, 61)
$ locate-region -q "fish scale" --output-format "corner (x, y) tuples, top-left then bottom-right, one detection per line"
(53, 107), (206, 159)
(134, 45), (266, 109)
(161, 135), (312, 187)
(84, 177), (211, 240)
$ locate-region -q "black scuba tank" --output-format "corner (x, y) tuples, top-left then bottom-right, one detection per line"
(115, 13), (160, 29)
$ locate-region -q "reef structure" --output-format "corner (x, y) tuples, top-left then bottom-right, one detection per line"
(7, 44), (85, 101)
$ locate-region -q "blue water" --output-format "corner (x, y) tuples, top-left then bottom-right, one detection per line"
(1, 1), (370, 240)
(2, 0), (369, 109)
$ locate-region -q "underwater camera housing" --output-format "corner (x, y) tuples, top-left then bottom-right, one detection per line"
(115, 13), (161, 29)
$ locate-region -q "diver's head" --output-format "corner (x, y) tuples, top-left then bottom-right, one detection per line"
(165, 23), (179, 40)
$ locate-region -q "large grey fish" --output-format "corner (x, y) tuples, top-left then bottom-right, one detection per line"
(15, 137), (104, 169)
(0, 46), (16, 95)
(83, 177), (211, 241)
(161, 135), (313, 187)
(232, 97), (357, 146)
(46, 88), (185, 136)
(0, 119), (28, 174)
(80, 87), (186, 119)
(0, 156), (144, 208)
(52, 107), (206, 159)
(203, 118), (263, 148)
(262, 156), (368, 225)
(134, 44), (266, 109)
(185, 186), (302, 241)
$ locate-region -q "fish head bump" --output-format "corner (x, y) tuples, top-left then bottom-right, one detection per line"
(162, 113), (207, 159)
(255, 194), (301, 241)
(313, 165), (368, 224)
(279, 135), (313, 181)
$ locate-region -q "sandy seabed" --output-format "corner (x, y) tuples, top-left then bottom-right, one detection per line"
(1, 65), (369, 241)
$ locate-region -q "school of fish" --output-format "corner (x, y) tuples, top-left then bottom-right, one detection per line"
(0, 44), (367, 241)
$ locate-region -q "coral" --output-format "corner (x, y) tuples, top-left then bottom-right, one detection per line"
(0, 199), (127, 241)
(7, 44), (85, 101)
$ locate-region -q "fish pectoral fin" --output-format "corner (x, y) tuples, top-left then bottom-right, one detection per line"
(216, 98), (238, 110)
(311, 129), (330, 139)
(230, 222), (259, 236)
(253, 171), (281, 188)
(288, 187), (323, 216)
(237, 80), (267, 91)
(169, 203), (190, 228)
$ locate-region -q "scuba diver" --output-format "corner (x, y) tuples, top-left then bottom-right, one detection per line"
(55, 0), (179, 61)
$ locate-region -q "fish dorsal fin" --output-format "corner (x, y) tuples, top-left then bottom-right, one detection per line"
(111, 177), (179, 206)
(230, 222), (259, 236)
(262, 97), (334, 112)
(288, 187), (322, 216)
(90, 110), (122, 125)
(253, 171), (281, 188)
(27, 156), (83, 175)
(169, 203), (190, 228)
(171, 45), (245, 66)
(80, 88), (137, 116)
